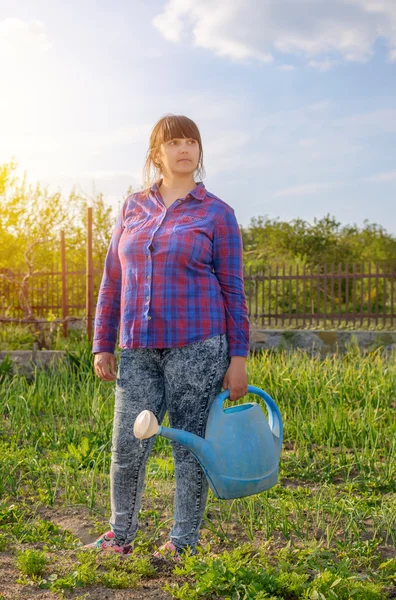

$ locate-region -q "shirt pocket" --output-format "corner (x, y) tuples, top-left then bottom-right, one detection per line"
(124, 214), (149, 233)
(173, 214), (207, 234)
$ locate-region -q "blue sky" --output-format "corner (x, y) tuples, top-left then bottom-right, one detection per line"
(1, 0), (396, 233)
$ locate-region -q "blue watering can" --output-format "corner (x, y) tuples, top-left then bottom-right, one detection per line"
(133, 384), (283, 499)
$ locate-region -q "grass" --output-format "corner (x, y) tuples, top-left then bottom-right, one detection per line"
(0, 332), (395, 598)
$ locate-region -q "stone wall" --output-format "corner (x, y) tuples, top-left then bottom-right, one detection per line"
(1, 330), (395, 377)
(250, 329), (396, 357)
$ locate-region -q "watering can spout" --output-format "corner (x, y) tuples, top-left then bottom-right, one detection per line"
(133, 410), (211, 465)
(158, 426), (211, 465)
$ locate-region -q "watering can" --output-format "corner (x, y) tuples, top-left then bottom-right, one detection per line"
(133, 385), (283, 500)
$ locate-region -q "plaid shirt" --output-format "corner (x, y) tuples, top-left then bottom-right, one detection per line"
(92, 180), (250, 357)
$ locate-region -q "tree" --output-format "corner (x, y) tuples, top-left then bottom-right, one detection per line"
(0, 160), (136, 345)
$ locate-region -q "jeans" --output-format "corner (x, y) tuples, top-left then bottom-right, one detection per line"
(109, 333), (230, 553)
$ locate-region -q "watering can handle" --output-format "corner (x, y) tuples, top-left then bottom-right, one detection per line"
(213, 384), (283, 448)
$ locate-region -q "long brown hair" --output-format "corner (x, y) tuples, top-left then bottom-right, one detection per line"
(140, 114), (206, 197)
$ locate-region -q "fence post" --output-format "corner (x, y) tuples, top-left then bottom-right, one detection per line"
(86, 206), (94, 341)
(61, 230), (68, 338)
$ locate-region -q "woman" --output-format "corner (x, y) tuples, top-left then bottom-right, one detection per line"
(86, 114), (250, 559)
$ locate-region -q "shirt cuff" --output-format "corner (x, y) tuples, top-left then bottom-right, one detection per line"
(92, 342), (115, 354)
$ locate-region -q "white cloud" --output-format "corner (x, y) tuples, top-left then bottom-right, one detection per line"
(152, 0), (190, 43)
(203, 101), (395, 185)
(334, 109), (396, 136)
(0, 18), (56, 137)
(153, 0), (396, 67)
(307, 59), (340, 72)
(0, 17), (52, 62)
(273, 181), (343, 198)
(279, 64), (296, 71)
(365, 170), (396, 182)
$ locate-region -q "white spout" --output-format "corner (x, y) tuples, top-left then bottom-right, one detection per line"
(133, 410), (160, 439)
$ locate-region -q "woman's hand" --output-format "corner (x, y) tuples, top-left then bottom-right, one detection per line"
(222, 357), (248, 402)
(94, 352), (117, 381)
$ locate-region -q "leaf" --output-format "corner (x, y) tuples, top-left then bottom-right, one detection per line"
(80, 437), (90, 457)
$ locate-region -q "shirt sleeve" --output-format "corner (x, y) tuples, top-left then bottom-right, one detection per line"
(212, 207), (250, 357)
(92, 204), (125, 354)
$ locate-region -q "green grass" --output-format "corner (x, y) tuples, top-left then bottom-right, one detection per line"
(0, 321), (94, 352)
(0, 336), (395, 598)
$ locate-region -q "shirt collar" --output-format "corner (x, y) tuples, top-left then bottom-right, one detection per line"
(150, 178), (206, 201)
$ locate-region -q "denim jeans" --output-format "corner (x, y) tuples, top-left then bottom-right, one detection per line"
(109, 333), (230, 553)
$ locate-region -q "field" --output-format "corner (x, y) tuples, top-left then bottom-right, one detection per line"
(0, 336), (395, 599)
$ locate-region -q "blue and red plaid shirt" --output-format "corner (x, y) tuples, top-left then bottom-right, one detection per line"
(92, 179), (250, 357)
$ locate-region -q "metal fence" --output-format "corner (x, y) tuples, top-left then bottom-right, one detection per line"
(245, 262), (395, 328)
(1, 261), (395, 331)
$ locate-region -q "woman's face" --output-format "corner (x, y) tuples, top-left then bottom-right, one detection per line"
(156, 137), (200, 178)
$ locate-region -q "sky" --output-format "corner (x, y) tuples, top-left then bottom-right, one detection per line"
(1, 0), (396, 233)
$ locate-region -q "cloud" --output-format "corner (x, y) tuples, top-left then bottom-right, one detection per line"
(204, 100), (395, 182)
(0, 17), (52, 62)
(365, 170), (396, 182)
(255, 102), (396, 147)
(334, 108), (396, 135)
(273, 181), (343, 198)
(153, 0), (396, 67)
(307, 58), (340, 72)
(0, 17), (54, 117)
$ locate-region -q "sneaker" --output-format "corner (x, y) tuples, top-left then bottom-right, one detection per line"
(84, 530), (133, 554)
(153, 540), (182, 562)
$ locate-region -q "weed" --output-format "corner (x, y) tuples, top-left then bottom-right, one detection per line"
(164, 543), (385, 599)
(16, 549), (48, 577)
(100, 569), (139, 589)
(1, 343), (394, 597)
(0, 353), (14, 384)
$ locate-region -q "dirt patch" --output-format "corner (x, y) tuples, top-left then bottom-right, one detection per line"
(2, 497), (393, 598)
(0, 547), (176, 600)
(0, 504), (180, 600)
(65, 579), (173, 600)
(35, 504), (98, 546)
(0, 579), (173, 600)
(280, 477), (319, 489)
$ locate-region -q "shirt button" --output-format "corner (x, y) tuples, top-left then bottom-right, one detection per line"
(146, 296), (150, 300)
(147, 275), (151, 279)
(147, 316), (151, 320)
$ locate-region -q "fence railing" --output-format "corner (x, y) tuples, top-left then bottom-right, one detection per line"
(0, 264), (101, 321)
(244, 262), (395, 328)
(1, 262), (395, 331)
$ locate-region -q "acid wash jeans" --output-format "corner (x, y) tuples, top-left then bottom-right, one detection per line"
(109, 333), (230, 554)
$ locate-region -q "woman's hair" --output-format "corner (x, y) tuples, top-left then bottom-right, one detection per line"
(140, 113), (205, 197)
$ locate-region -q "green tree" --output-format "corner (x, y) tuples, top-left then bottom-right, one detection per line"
(240, 214), (396, 268)
(0, 161), (136, 346)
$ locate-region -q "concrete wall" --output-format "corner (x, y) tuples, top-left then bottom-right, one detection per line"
(1, 330), (395, 377)
(0, 347), (67, 378)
